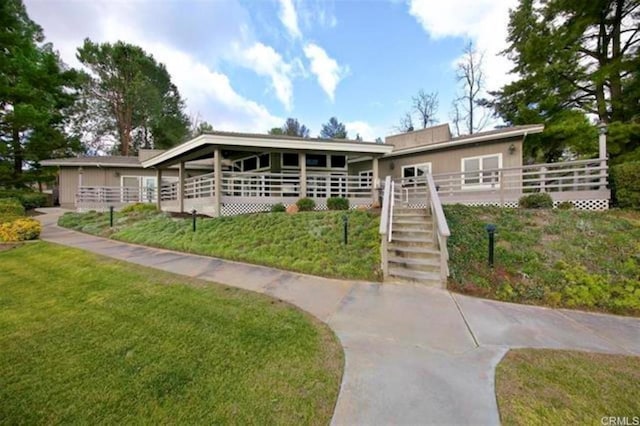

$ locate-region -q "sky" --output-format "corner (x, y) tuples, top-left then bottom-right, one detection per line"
(24, 0), (519, 141)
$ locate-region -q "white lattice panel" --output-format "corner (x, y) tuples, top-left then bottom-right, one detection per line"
(554, 199), (609, 211)
(219, 201), (374, 217)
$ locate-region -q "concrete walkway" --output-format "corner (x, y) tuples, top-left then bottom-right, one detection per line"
(35, 209), (640, 425)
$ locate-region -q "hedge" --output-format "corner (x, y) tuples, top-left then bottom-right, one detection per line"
(0, 190), (48, 210)
(610, 161), (640, 209)
(296, 198), (316, 212)
(0, 198), (26, 223)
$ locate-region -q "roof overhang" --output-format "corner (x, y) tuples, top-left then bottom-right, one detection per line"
(39, 159), (212, 170)
(383, 124), (544, 158)
(142, 133), (394, 168)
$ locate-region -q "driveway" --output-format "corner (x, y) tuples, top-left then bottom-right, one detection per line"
(35, 209), (640, 425)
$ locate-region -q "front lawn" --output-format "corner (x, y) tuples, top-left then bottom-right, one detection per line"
(0, 242), (343, 424)
(496, 349), (640, 425)
(59, 209), (381, 281)
(445, 205), (640, 316)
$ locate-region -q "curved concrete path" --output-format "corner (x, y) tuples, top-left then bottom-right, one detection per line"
(35, 209), (640, 425)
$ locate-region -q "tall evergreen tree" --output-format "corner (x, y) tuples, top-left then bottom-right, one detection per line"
(268, 118), (310, 137)
(488, 0), (639, 162)
(76, 39), (190, 156)
(320, 117), (347, 139)
(0, 0), (81, 186)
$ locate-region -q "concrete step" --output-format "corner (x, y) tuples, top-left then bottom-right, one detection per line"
(392, 223), (430, 232)
(387, 267), (443, 287)
(388, 256), (440, 273)
(388, 245), (440, 259)
(393, 208), (429, 214)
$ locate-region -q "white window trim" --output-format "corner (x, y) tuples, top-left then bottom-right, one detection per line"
(461, 153), (502, 190)
(401, 162), (432, 182)
(232, 153), (270, 173)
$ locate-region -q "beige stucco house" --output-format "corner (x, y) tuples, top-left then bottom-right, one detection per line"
(42, 123), (610, 214)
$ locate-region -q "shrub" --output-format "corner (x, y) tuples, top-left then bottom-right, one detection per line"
(519, 193), (553, 209)
(0, 190), (47, 210)
(296, 197), (315, 212)
(0, 218), (41, 242)
(557, 201), (574, 210)
(270, 203), (286, 213)
(0, 198), (26, 221)
(610, 161), (640, 209)
(327, 197), (349, 211)
(120, 203), (158, 214)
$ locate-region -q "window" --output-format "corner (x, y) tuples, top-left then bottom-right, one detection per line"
(461, 154), (502, 187)
(359, 170), (373, 188)
(232, 153), (270, 172)
(243, 156), (257, 171)
(331, 155), (346, 168)
(306, 154), (327, 168)
(259, 154), (270, 168)
(282, 153), (299, 167)
(401, 163), (432, 182)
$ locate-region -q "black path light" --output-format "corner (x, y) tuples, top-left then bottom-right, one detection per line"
(343, 214), (349, 245)
(485, 224), (497, 267)
(192, 209), (197, 232)
(109, 206), (114, 228)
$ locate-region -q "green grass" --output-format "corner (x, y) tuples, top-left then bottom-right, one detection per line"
(0, 242), (343, 424)
(445, 205), (640, 315)
(58, 210), (381, 281)
(496, 349), (640, 425)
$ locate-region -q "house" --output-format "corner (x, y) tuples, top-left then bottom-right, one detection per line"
(42, 123), (610, 214)
(40, 150), (212, 210)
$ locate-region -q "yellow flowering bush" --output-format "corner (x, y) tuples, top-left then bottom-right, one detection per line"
(0, 218), (42, 242)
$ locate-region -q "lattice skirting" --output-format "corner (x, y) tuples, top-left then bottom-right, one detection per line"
(220, 202), (373, 217)
(454, 199), (609, 211)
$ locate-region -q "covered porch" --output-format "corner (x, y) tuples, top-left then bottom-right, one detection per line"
(142, 131), (394, 216)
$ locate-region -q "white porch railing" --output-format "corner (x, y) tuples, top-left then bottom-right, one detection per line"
(222, 172), (302, 197)
(397, 158), (609, 205)
(426, 174), (450, 283)
(379, 176), (393, 277)
(306, 173), (373, 199)
(77, 186), (155, 205)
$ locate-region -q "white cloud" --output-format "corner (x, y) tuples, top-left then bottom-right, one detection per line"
(23, 0), (283, 134)
(303, 43), (347, 101)
(345, 121), (381, 141)
(407, 0), (518, 91)
(236, 42), (296, 110)
(278, 0), (302, 38)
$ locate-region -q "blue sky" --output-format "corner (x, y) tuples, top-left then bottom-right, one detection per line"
(24, 0), (517, 140)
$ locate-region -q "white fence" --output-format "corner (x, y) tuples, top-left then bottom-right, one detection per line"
(394, 158), (609, 209)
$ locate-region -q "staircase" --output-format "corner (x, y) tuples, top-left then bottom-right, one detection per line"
(386, 207), (443, 287)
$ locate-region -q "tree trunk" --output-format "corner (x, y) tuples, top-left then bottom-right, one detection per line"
(609, 0), (624, 121)
(596, 15), (610, 122)
(12, 127), (23, 182)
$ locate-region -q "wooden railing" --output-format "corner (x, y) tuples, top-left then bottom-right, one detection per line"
(426, 174), (450, 283)
(306, 174), (372, 199)
(379, 176), (393, 277)
(77, 186), (155, 205)
(222, 172), (301, 197)
(397, 158), (608, 204)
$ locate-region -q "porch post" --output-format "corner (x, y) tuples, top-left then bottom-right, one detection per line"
(598, 124), (608, 190)
(299, 152), (307, 198)
(372, 157), (379, 204)
(214, 148), (222, 217)
(178, 161), (185, 213)
(156, 168), (162, 210)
